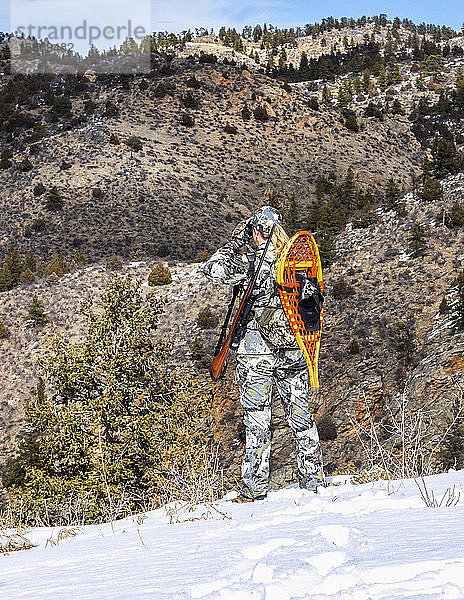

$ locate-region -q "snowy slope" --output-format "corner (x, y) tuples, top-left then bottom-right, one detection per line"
(2, 472), (464, 600)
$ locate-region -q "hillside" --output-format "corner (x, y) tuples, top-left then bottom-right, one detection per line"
(0, 51), (425, 264)
(0, 172), (463, 491)
(1, 15), (464, 502)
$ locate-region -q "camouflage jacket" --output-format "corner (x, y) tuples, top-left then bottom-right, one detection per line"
(202, 238), (298, 354)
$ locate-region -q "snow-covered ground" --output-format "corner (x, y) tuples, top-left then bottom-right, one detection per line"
(2, 471), (464, 599)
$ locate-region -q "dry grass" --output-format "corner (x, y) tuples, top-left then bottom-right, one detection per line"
(351, 386), (464, 481)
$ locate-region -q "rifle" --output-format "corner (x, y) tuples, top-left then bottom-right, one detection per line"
(210, 224), (275, 381)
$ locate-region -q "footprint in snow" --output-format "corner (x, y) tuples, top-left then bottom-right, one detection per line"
(242, 538), (296, 560)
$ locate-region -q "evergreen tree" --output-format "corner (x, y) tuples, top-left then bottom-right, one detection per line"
(322, 85), (332, 103)
(408, 224), (427, 256)
(283, 195), (300, 235)
(299, 51), (309, 77)
(317, 229), (336, 267)
(5, 276), (212, 525)
(377, 65), (388, 90)
(0, 248), (24, 291)
(362, 71), (371, 91)
(420, 176), (443, 201)
(448, 200), (464, 227)
(384, 177), (402, 207)
(421, 54), (447, 82)
(27, 293), (48, 326)
(341, 169), (358, 210)
(353, 77), (363, 94)
(431, 138), (460, 178)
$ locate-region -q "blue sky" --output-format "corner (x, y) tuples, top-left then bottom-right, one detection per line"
(1, 0), (462, 39)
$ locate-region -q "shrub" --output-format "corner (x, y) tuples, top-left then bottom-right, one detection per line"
(254, 104), (269, 121)
(224, 123), (237, 134)
(199, 53), (217, 64)
(348, 338), (360, 354)
(345, 113), (359, 131)
(2, 276), (212, 526)
(31, 218), (46, 232)
(124, 136), (143, 151)
(181, 91), (199, 109)
(352, 211), (378, 228)
(156, 243), (170, 257)
(154, 81), (167, 98)
(19, 267), (36, 285)
(439, 297), (450, 314)
(148, 263), (172, 286)
(448, 201), (464, 227)
(186, 75), (200, 88)
(332, 277), (355, 300)
(421, 177), (443, 201)
(393, 321), (415, 366)
(0, 320), (10, 340)
(189, 337), (210, 369)
(103, 101), (119, 118)
(106, 254), (122, 271)
(307, 97), (319, 111)
(194, 250), (211, 262)
(44, 254), (71, 278)
(20, 158), (33, 172)
(364, 101), (383, 119)
(60, 160), (72, 170)
(181, 112), (195, 127)
(0, 248), (24, 292)
(43, 187), (64, 212)
(33, 182), (46, 197)
(242, 104), (252, 120)
(92, 187), (103, 199)
(109, 133), (120, 145)
(196, 305), (219, 329)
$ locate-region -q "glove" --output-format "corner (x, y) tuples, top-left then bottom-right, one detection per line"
(231, 219), (252, 251)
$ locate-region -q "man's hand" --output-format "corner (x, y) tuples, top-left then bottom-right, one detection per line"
(231, 219), (252, 251)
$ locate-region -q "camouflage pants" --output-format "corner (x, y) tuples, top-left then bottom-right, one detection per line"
(236, 348), (325, 499)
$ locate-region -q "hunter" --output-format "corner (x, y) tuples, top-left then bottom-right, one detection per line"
(202, 206), (325, 502)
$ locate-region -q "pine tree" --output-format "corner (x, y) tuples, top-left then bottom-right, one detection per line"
(5, 276), (212, 525)
(377, 65), (388, 90)
(431, 138), (461, 178)
(408, 224), (427, 256)
(322, 85), (332, 103)
(317, 229), (336, 267)
(299, 51), (309, 76)
(27, 294), (48, 326)
(0, 248), (24, 291)
(420, 176), (443, 201)
(421, 54), (447, 82)
(354, 77), (363, 94)
(386, 61), (402, 85)
(384, 177), (402, 207)
(448, 201), (464, 227)
(362, 71), (371, 91)
(283, 195), (300, 235)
